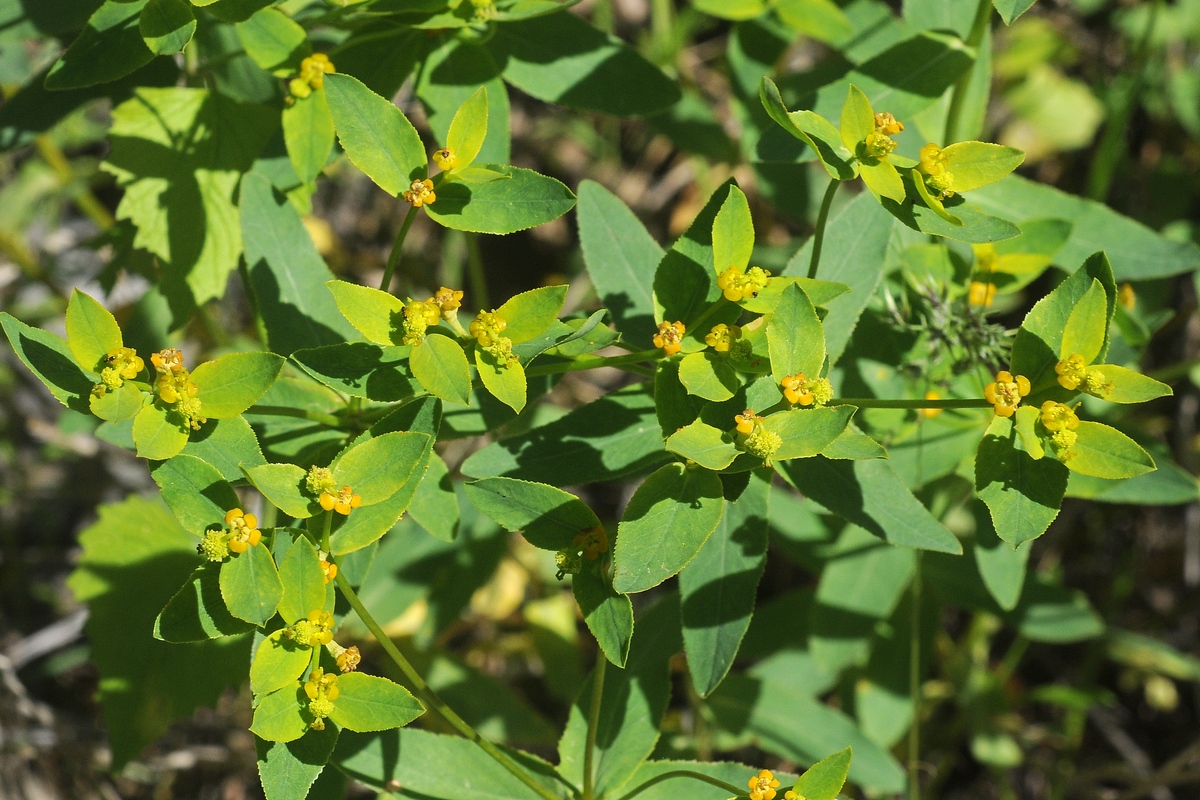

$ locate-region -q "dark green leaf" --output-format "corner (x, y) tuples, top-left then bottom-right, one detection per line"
(1, 312), (93, 411)
(572, 568), (633, 668)
(220, 542), (284, 626)
(154, 562), (254, 641)
(975, 416), (1068, 547)
(151, 454), (240, 534)
(256, 726), (339, 800)
(140, 0), (196, 56)
(425, 165), (576, 234)
(465, 477), (600, 551)
(46, 0), (155, 90)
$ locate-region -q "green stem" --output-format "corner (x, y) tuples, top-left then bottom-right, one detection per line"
(808, 178), (840, 280)
(381, 205), (418, 293)
(332, 572), (561, 800)
(614, 771), (747, 800)
(908, 553), (923, 800)
(943, 0), (992, 144)
(1086, 0), (1162, 201)
(321, 510), (332, 553)
(524, 350), (661, 378)
(465, 232), (488, 308)
(830, 397), (991, 410)
(246, 404), (343, 428)
(583, 655), (608, 800)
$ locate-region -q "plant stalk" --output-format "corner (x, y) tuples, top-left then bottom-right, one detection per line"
(333, 572), (562, 800)
(808, 178), (840, 279)
(582, 655), (608, 800)
(524, 350), (661, 378)
(381, 205), (418, 293)
(830, 397), (991, 409)
(943, 0), (992, 144)
(321, 510), (332, 552)
(614, 770), (746, 800)
(908, 552), (923, 800)
(246, 404), (344, 428)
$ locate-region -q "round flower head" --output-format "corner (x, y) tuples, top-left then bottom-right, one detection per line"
(653, 321), (686, 356)
(433, 287), (464, 319)
(983, 371), (1030, 418)
(433, 148), (459, 172)
(320, 485), (362, 516)
(403, 179), (436, 208)
(781, 373), (832, 407)
(918, 143), (955, 199)
(304, 667), (339, 730)
(225, 508), (261, 554)
(748, 770), (781, 800)
(704, 323), (741, 353)
(716, 266), (771, 302)
(1040, 401), (1080, 433)
(288, 610), (335, 648)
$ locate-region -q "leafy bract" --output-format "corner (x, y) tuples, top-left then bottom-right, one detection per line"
(424, 165), (576, 234)
(325, 73), (426, 196)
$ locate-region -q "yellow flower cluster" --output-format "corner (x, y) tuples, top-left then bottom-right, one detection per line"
(862, 112), (903, 160)
(306, 466), (336, 497)
(197, 508), (262, 562)
(304, 668), (339, 731)
(716, 265), (770, 302)
(401, 298), (441, 345)
(735, 410), (781, 464)
(403, 178), (436, 208)
(152, 348), (206, 429)
(289, 53), (335, 100)
(968, 280), (996, 307)
(1054, 353), (1112, 397)
(334, 643), (361, 674)
(433, 148), (459, 172)
(318, 550), (338, 584)
(918, 143), (955, 200)
(287, 610), (335, 648)
(781, 372), (832, 407)
(653, 321), (686, 356)
(433, 286), (464, 319)
(984, 370), (1030, 418)
(748, 769), (781, 800)
(320, 484), (362, 516)
(471, 309), (516, 363)
(574, 526), (608, 561)
(705, 323), (741, 353)
(93, 346), (143, 396)
(1040, 400), (1080, 461)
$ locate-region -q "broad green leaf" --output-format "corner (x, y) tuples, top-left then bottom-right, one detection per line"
(325, 280), (406, 346)
(993, 0), (1037, 25)
(252, 685), (309, 743)
(45, 1), (154, 90)
(495, 285), (568, 343)
(1059, 279), (1108, 363)
(759, 77), (856, 180)
(192, 352), (284, 419)
(90, 381), (144, 422)
(941, 141), (1025, 192)
(257, 727), (339, 800)
(446, 85), (488, 168)
(415, 37), (510, 165)
(66, 290), (123, 373)
(465, 477), (600, 551)
(666, 421), (740, 471)
(154, 562), (254, 641)
(328, 435), (432, 555)
(472, 345), (525, 414)
(423, 165), (576, 235)
(976, 416), (1068, 546)
(328, 673), (424, 732)
(250, 628), (312, 695)
(332, 431), (431, 506)
(765, 407), (855, 462)
(103, 88), (275, 320)
(767, 283), (825, 386)
(792, 746), (852, 800)
(220, 542), (284, 626)
(292, 342), (417, 402)
(241, 174), (358, 355)
(408, 452), (460, 542)
(678, 351), (739, 402)
(613, 464), (725, 594)
(486, 12), (681, 116)
(911, 168), (960, 225)
(973, 501), (1030, 612)
(151, 454), (239, 533)
(881, 179), (1020, 244)
(778, 457), (962, 553)
(284, 89), (334, 185)
(776, 0), (853, 40)
(410, 335), (472, 405)
(1014, 405), (1045, 460)
(860, 159), (906, 203)
(654, 181), (735, 333)
(133, 403), (190, 460)
(140, 0), (196, 55)
(1090, 364), (1172, 404)
(278, 536), (327, 624)
(244, 463), (313, 519)
(67, 497), (251, 769)
(1106, 629), (1200, 682)
(1067, 422), (1156, 480)
(236, 8), (310, 74)
(821, 424), (887, 460)
(839, 84), (874, 153)
(0, 312), (93, 411)
(681, 471), (769, 696)
(325, 73), (426, 196)
(712, 186), (754, 273)
(558, 596), (681, 797)
(573, 568), (634, 668)
(694, 0), (766, 19)
(743, 277), (850, 314)
(1067, 457), (1198, 506)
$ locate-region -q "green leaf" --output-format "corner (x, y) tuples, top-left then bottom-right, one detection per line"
(256, 726), (339, 800)
(778, 457), (962, 553)
(976, 416), (1068, 546)
(408, 451), (460, 542)
(220, 542), (284, 626)
(328, 672), (424, 732)
(90, 381), (145, 423)
(192, 351), (284, 419)
(411, 335), (472, 405)
(475, 349), (527, 412)
(681, 471), (769, 696)
(424, 165), (576, 234)
(1067, 422), (1156, 480)
(759, 77), (856, 180)
(572, 568), (634, 668)
(133, 403), (191, 460)
(325, 73), (426, 196)
(1013, 405), (1045, 460)
(712, 186), (754, 273)
(654, 181), (735, 332)
(694, 0), (766, 19)
(666, 421), (740, 471)
(881, 179), (1020, 244)
(245, 463), (313, 519)
(1, 312), (93, 411)
(1059, 279), (1108, 363)
(767, 283), (825, 386)
(66, 290), (123, 373)
(792, 746), (852, 800)
(495, 285), (568, 343)
(821, 424), (887, 460)
(765, 407), (855, 462)
(973, 501), (1030, 612)
(465, 477), (600, 551)
(140, 0), (196, 55)
(332, 431), (431, 506)
(941, 141), (1025, 192)
(154, 562), (254, 641)
(252, 685), (309, 743)
(839, 84), (874, 153)
(678, 351), (740, 402)
(486, 12), (681, 116)
(45, 1), (155, 90)
(328, 436), (432, 556)
(278, 536), (327, 624)
(67, 497), (251, 769)
(776, 0), (853, 40)
(293, 342), (417, 402)
(446, 85), (488, 168)
(236, 8), (310, 74)
(284, 88), (334, 185)
(613, 464), (725, 594)
(1089, 364), (1172, 404)
(241, 174), (358, 355)
(325, 280), (405, 346)
(992, 0), (1037, 25)
(860, 159), (906, 204)
(250, 628), (313, 695)
(151, 453), (239, 533)
(415, 37), (509, 165)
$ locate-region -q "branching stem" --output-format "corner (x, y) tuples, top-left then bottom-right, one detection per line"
(808, 178), (840, 279)
(583, 655), (608, 800)
(381, 205), (418, 293)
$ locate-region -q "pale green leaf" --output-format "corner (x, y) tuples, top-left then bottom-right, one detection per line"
(410, 335), (472, 405)
(192, 351), (284, 419)
(66, 290), (123, 373)
(325, 73), (426, 196)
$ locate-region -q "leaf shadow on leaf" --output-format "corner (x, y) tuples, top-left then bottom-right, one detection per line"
(293, 342), (416, 402)
(976, 425), (1068, 511)
(247, 257), (354, 356)
(12, 330), (94, 411)
(654, 246), (713, 327)
(426, 179), (473, 218)
(680, 520), (766, 628)
(852, 34), (974, 104)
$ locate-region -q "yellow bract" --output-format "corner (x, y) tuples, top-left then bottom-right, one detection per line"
(653, 321), (685, 356)
(748, 769), (781, 800)
(289, 53), (336, 99)
(318, 550), (338, 584)
(983, 370), (1030, 417)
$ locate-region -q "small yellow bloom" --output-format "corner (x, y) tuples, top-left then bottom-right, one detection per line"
(320, 485), (362, 516)
(198, 530), (229, 562)
(968, 280), (996, 307)
(704, 323), (741, 353)
(151, 348), (184, 374)
(919, 389), (943, 419)
(470, 309), (516, 363)
(225, 508), (262, 554)
(1118, 283), (1136, 310)
(306, 466), (336, 497)
(573, 526), (608, 561)
(863, 130), (897, 160)
(94, 346), (145, 396)
(874, 112), (903, 136)
(781, 373), (833, 407)
(734, 409), (761, 435)
(290, 53), (335, 99)
(983, 371), (1030, 418)
(289, 610), (336, 648)
(555, 548), (583, 580)
(433, 148), (459, 172)
(151, 348), (205, 428)
(716, 266), (771, 302)
(784, 792), (807, 800)
(653, 321), (686, 356)
(403, 178), (436, 208)
(918, 143), (955, 199)
(318, 550), (338, 584)
(1054, 353), (1112, 397)
(1040, 401), (1080, 433)
(433, 287), (464, 319)
(748, 769), (781, 800)
(303, 667), (340, 730)
(401, 298), (441, 345)
(335, 644), (361, 673)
